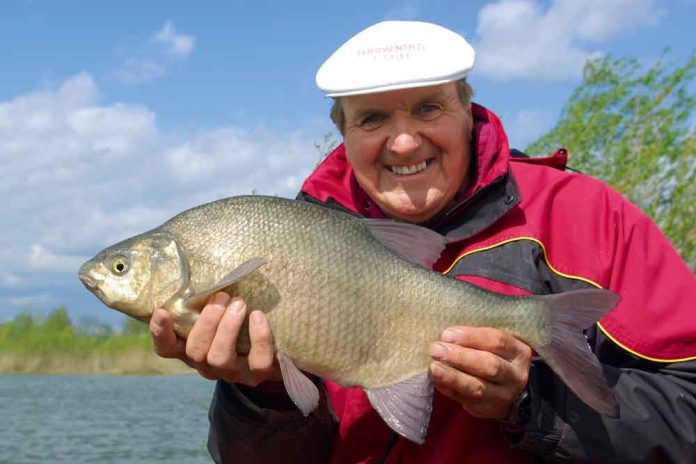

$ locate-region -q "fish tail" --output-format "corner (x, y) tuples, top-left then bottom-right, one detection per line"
(531, 288), (621, 417)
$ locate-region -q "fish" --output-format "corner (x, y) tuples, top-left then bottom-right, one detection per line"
(78, 195), (620, 443)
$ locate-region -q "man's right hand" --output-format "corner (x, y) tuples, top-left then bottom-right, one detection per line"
(149, 292), (282, 386)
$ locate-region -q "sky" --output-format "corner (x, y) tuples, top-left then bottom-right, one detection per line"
(1, 0), (695, 328)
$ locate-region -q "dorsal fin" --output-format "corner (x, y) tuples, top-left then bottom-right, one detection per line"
(364, 219), (446, 268)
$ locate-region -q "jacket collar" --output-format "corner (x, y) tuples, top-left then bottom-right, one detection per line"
(299, 103), (520, 241)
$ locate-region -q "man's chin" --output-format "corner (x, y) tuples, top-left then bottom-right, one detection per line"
(377, 196), (442, 224)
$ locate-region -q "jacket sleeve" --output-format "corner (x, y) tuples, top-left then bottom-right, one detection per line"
(510, 339), (696, 463)
(207, 380), (337, 463)
(507, 194), (696, 462)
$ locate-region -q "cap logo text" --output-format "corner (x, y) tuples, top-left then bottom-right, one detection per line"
(356, 43), (426, 61)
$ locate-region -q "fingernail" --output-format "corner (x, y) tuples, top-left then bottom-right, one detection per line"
(441, 329), (460, 343)
(152, 313), (164, 328)
(212, 292), (230, 307)
(251, 310), (264, 324)
(227, 298), (246, 315)
(430, 362), (445, 379)
(150, 311), (166, 330)
(428, 343), (448, 359)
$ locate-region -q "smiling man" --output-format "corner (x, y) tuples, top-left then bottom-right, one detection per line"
(340, 82), (472, 223)
(151, 21), (696, 463)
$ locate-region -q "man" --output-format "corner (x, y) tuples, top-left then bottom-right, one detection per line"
(150, 21), (696, 462)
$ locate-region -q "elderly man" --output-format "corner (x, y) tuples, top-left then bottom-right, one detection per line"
(150, 21), (696, 463)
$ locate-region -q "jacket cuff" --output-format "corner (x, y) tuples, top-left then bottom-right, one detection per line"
(213, 380), (329, 430)
(208, 380), (337, 463)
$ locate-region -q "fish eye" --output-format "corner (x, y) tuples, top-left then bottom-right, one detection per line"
(111, 256), (129, 275)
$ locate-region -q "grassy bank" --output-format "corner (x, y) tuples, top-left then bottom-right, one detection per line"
(0, 308), (191, 375)
(0, 351), (192, 374)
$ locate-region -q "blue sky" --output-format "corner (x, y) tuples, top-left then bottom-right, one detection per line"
(1, 0), (694, 327)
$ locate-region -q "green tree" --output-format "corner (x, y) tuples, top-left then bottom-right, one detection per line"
(40, 307), (74, 334)
(0, 312), (34, 340)
(526, 53), (696, 270)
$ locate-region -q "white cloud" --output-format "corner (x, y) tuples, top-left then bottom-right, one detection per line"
(0, 73), (322, 318)
(153, 21), (195, 57)
(474, 0), (661, 81)
(0, 73), (157, 195)
(503, 109), (556, 149)
(563, 0), (657, 41)
(0, 272), (24, 287)
(1, 294), (52, 310)
(28, 245), (86, 273)
(113, 21), (195, 84)
(113, 58), (167, 85)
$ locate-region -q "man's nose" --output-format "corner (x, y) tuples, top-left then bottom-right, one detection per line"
(388, 115), (421, 155)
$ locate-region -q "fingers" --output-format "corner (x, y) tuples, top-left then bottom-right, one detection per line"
(442, 327), (526, 361)
(152, 292), (281, 386)
(206, 298), (247, 370)
(435, 327), (531, 382)
(429, 342), (510, 383)
(247, 310), (279, 382)
(150, 308), (187, 359)
(429, 361), (513, 418)
(430, 361), (509, 400)
(186, 292), (230, 363)
(428, 326), (532, 420)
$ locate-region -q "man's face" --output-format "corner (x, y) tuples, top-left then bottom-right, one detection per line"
(342, 82), (472, 223)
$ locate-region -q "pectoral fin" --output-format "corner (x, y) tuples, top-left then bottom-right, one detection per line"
(365, 372), (433, 444)
(183, 257), (267, 309)
(278, 352), (320, 416)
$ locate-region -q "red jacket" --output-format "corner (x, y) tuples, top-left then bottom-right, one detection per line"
(208, 104), (696, 463)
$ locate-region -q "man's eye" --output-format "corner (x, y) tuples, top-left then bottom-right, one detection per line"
(417, 104), (443, 120)
(359, 114), (386, 128)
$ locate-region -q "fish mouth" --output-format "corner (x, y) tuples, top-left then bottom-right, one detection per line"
(79, 270), (107, 301)
(79, 272), (97, 290)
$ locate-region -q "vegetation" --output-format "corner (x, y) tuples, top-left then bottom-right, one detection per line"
(526, 53), (696, 270)
(0, 307), (150, 354)
(0, 308), (189, 374)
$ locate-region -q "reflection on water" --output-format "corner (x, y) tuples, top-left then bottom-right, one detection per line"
(0, 374), (215, 463)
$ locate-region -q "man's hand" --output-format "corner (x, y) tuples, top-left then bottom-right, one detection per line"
(149, 292), (281, 386)
(428, 326), (532, 420)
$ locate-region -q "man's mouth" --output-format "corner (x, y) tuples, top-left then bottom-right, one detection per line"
(389, 160), (430, 176)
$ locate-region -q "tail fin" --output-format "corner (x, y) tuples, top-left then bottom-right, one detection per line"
(531, 289), (621, 417)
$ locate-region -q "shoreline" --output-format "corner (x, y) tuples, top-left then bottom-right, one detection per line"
(0, 351), (194, 375)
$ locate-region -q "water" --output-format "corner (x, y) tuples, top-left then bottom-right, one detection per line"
(0, 374), (216, 463)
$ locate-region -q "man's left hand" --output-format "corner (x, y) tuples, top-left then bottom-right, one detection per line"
(428, 326), (532, 420)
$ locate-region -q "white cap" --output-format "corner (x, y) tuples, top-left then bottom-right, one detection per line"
(316, 21), (475, 97)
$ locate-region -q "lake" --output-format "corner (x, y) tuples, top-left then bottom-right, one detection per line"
(0, 374), (216, 463)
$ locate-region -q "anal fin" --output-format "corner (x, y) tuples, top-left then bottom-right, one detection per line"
(365, 372), (433, 444)
(278, 352), (320, 416)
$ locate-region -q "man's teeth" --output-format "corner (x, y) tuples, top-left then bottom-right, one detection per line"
(390, 161), (428, 176)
